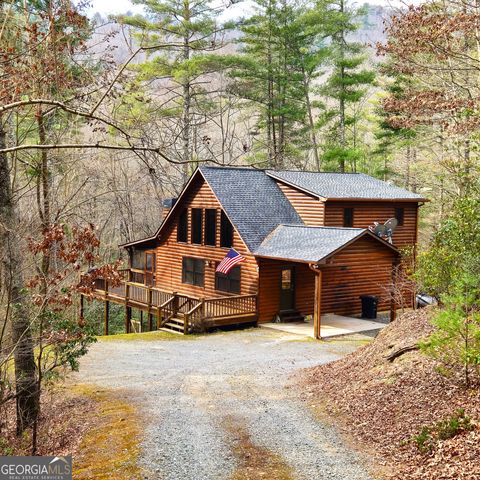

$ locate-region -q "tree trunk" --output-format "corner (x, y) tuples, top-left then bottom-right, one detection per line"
(182, 5), (191, 184)
(36, 109), (51, 294)
(338, 0), (346, 173)
(0, 116), (38, 435)
(303, 72), (320, 170)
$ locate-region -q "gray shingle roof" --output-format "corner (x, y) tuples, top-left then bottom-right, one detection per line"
(200, 167), (303, 251)
(267, 170), (426, 200)
(255, 225), (382, 262)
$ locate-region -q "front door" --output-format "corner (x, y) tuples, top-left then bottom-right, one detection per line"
(280, 267), (295, 311)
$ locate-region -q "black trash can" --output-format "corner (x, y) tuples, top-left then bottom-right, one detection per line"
(360, 295), (378, 319)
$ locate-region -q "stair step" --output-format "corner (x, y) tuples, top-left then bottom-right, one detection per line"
(164, 322), (185, 331)
(159, 327), (184, 335)
(278, 310), (304, 323)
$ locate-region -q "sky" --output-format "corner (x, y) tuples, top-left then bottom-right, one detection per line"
(85, 0), (256, 19)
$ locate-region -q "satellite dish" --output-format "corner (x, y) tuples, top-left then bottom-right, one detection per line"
(369, 218), (398, 244)
(384, 217), (398, 232)
(373, 223), (387, 237)
(384, 217), (398, 244)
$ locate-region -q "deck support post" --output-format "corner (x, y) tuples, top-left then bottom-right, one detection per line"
(125, 283), (131, 333)
(125, 306), (132, 334)
(157, 307), (162, 330)
(104, 300), (110, 336)
(147, 287), (153, 331)
(310, 264), (322, 340)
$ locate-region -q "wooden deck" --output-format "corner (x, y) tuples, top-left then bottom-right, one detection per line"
(83, 273), (258, 335)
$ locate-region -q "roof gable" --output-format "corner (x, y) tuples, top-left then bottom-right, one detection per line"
(267, 170), (426, 201)
(254, 225), (398, 263)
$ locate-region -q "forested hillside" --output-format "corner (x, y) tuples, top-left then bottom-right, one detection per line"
(1, 0), (479, 473)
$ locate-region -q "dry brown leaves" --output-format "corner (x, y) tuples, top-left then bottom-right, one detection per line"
(1, 385), (97, 457)
(299, 309), (480, 480)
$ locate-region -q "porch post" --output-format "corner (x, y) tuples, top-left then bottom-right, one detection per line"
(313, 269), (322, 340)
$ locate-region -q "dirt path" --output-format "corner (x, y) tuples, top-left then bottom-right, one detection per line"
(71, 329), (373, 480)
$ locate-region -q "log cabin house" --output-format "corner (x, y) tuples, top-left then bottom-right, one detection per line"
(88, 166), (426, 338)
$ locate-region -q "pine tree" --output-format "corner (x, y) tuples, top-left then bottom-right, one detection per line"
(318, 0), (375, 172)
(118, 0), (232, 181)
(229, 0), (310, 169)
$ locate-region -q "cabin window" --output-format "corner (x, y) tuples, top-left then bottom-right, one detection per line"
(177, 208), (188, 242)
(131, 249), (145, 270)
(191, 208), (203, 244)
(205, 209), (217, 246)
(182, 257), (204, 287)
(343, 207), (354, 227)
(215, 265), (240, 294)
(145, 252), (156, 286)
(395, 207), (404, 226)
(220, 211), (233, 248)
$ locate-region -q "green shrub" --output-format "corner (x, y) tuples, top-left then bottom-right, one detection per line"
(419, 274), (480, 387)
(411, 410), (474, 453)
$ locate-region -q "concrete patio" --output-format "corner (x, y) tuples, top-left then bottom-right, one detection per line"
(259, 313), (387, 339)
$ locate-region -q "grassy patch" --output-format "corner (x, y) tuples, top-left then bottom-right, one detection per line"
(223, 415), (294, 480)
(72, 385), (142, 480)
(97, 330), (196, 342)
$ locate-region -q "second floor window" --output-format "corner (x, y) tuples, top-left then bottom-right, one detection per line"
(177, 208), (188, 242)
(343, 207), (354, 227)
(395, 207), (405, 226)
(191, 208), (203, 244)
(220, 211), (233, 248)
(205, 209), (217, 246)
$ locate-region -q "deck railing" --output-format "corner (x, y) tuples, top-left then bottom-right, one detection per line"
(204, 294), (257, 319)
(88, 271), (257, 333)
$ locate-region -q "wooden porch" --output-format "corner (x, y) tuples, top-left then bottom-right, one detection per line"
(82, 270), (258, 335)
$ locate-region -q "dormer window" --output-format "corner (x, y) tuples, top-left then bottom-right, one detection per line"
(220, 211), (233, 248)
(343, 207), (354, 227)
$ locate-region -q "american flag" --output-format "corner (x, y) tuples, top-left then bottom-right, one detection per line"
(216, 248), (245, 274)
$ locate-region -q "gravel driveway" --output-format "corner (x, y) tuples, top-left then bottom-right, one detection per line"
(71, 329), (373, 480)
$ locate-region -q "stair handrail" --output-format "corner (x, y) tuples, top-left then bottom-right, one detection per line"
(184, 298), (205, 333)
(158, 295), (176, 327)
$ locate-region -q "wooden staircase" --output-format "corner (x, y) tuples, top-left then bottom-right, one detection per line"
(160, 315), (187, 334)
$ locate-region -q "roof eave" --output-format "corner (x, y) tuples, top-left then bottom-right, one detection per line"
(119, 235), (157, 249)
(324, 197), (428, 203)
(254, 253), (314, 264)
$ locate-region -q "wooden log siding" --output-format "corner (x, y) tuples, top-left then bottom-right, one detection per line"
(275, 181), (325, 226)
(324, 201), (419, 248)
(154, 175), (259, 298)
(257, 261), (316, 322)
(320, 236), (399, 316)
(257, 235), (400, 322)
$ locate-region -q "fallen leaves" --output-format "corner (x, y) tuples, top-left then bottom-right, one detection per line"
(299, 309), (480, 480)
